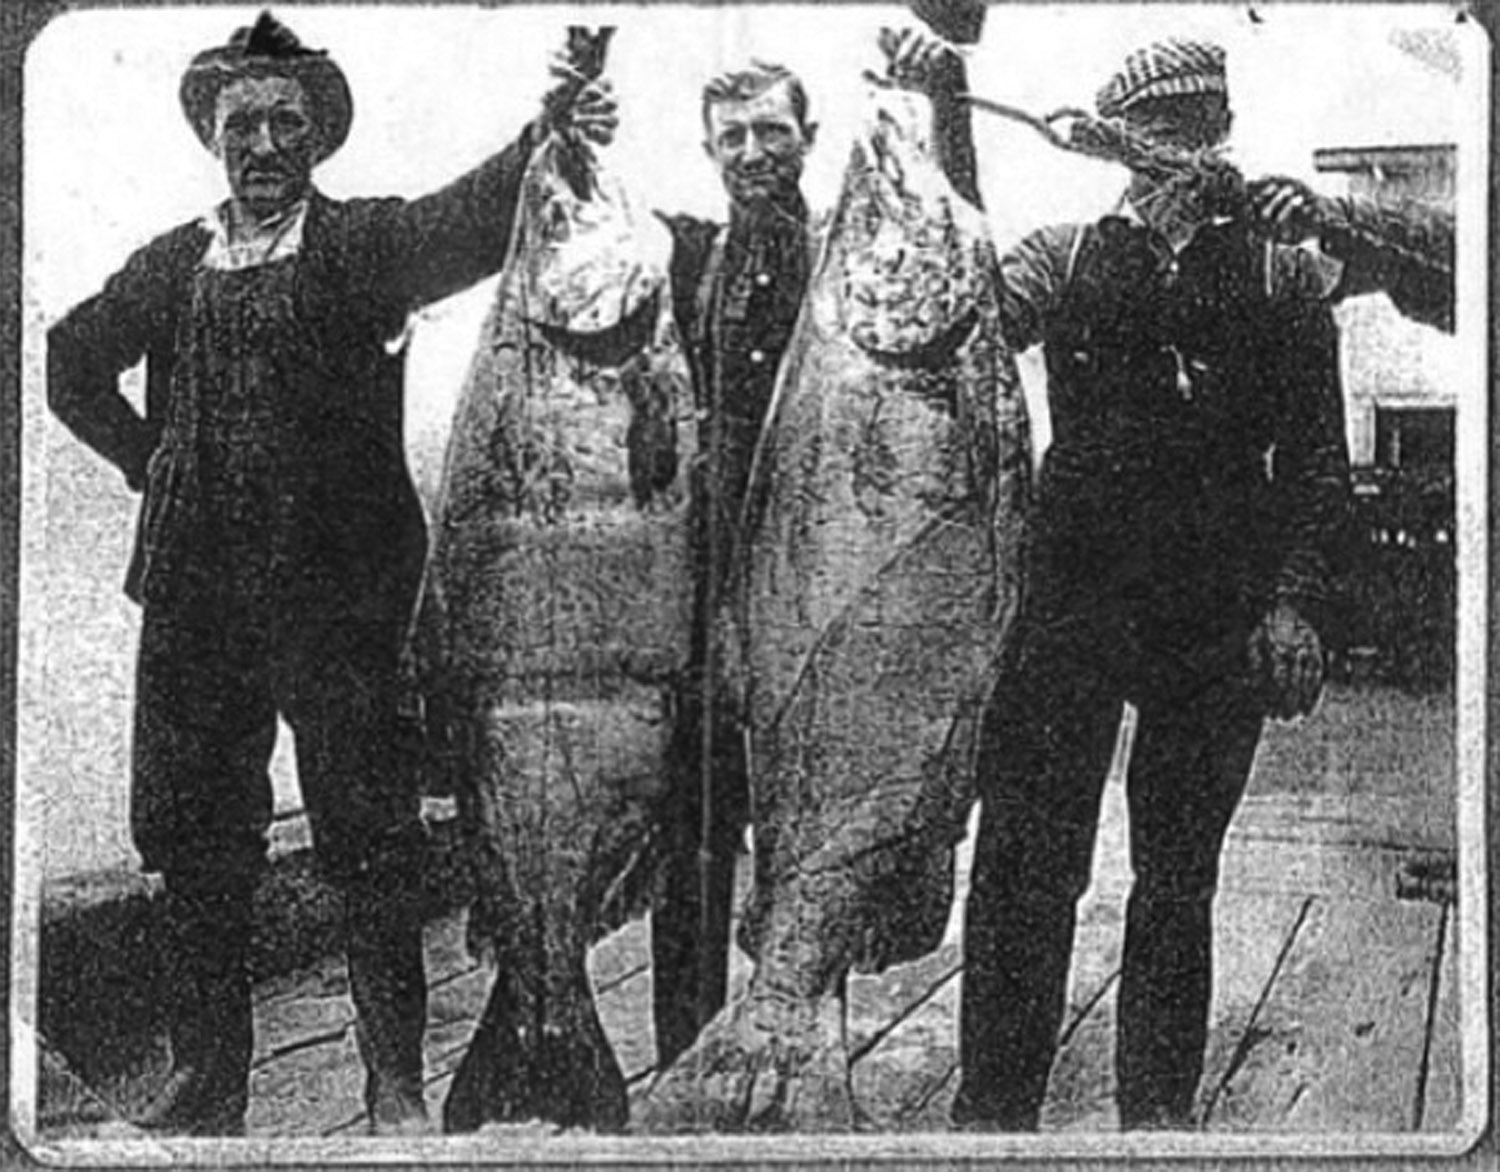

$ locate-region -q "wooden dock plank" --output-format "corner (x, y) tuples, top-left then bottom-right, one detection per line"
(1222, 836), (1400, 903)
(1233, 795), (1454, 855)
(851, 977), (959, 1131)
(1037, 772), (1130, 1132)
(1207, 895), (1443, 1133)
(1037, 912), (1121, 1133)
(36, 672), (1465, 1144)
(595, 960), (656, 1083)
(1200, 893), (1313, 1127)
(590, 917), (650, 991)
(1250, 686), (1455, 808)
(249, 1029), (365, 1136)
(847, 943), (959, 1062)
(1418, 900), (1463, 1133)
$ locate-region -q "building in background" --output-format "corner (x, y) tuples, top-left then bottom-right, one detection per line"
(1315, 142), (1457, 689)
(1317, 142), (1457, 474)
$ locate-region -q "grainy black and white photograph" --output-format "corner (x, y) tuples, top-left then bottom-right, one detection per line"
(7, 0), (1490, 1164)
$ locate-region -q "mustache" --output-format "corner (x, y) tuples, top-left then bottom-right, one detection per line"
(727, 161), (801, 189)
(239, 157), (294, 175)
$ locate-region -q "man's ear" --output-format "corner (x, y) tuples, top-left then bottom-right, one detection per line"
(702, 137), (715, 162)
(802, 121), (820, 150)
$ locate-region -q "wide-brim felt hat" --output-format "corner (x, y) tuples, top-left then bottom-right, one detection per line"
(180, 10), (352, 162)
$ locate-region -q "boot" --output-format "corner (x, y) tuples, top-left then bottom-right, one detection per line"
(135, 877), (255, 1136)
(345, 851), (430, 1136)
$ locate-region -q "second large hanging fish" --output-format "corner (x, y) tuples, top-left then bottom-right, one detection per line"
(638, 75), (1032, 1132)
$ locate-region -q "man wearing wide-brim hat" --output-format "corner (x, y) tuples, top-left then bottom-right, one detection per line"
(888, 34), (1352, 1130)
(47, 11), (615, 1137)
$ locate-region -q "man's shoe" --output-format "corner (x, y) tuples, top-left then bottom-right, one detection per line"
(1119, 1103), (1196, 1132)
(367, 1086), (431, 1138)
(949, 1086), (1040, 1133)
(134, 1062), (248, 1137)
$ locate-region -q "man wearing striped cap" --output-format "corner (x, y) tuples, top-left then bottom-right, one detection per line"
(890, 34), (1352, 1130)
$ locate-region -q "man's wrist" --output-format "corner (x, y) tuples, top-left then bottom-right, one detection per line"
(1316, 196), (1359, 261)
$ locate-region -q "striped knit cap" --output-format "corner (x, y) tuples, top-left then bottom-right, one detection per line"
(1095, 38), (1227, 119)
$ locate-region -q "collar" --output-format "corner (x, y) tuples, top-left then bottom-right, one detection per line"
(200, 196), (310, 271)
(1113, 190), (1233, 257)
(727, 192), (810, 242)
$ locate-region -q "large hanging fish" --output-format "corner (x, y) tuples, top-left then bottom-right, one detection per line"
(415, 29), (695, 1134)
(637, 76), (1031, 1132)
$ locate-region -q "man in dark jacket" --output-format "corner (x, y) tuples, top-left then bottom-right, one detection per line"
(646, 60), (821, 1071)
(647, 5), (990, 1074)
(893, 34), (1351, 1130)
(46, 11), (612, 1136)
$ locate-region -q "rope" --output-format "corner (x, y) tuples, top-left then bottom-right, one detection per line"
(966, 93), (1234, 183)
(966, 91), (1450, 278)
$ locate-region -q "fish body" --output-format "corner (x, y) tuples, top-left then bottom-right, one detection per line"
(637, 84), (1031, 1133)
(420, 132), (695, 1133)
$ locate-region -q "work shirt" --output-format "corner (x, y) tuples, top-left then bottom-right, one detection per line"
(997, 203), (1351, 663)
(48, 124), (540, 623)
(201, 198), (309, 271)
(659, 199), (816, 673)
(1325, 196), (1455, 333)
(663, 200), (813, 535)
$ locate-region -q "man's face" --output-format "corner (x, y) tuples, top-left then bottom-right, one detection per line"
(703, 81), (815, 210)
(1123, 93), (1232, 153)
(214, 75), (319, 220)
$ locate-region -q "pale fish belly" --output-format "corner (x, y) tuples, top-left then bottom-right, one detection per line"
(418, 134), (696, 1134)
(637, 84), (1030, 1134)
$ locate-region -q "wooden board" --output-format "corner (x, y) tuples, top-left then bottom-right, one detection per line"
(594, 957), (655, 1084)
(1038, 910), (1122, 1133)
(847, 943), (960, 1063)
(851, 978), (960, 1131)
(1200, 894), (1315, 1126)
(249, 1030), (365, 1137)
(1418, 900), (1463, 1133)
(1249, 685), (1456, 805)
(1038, 771), (1129, 1132)
(1232, 793), (1455, 855)
(1207, 895), (1444, 1133)
(1221, 836), (1403, 903)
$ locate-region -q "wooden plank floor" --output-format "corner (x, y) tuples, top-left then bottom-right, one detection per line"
(35, 684), (1466, 1141)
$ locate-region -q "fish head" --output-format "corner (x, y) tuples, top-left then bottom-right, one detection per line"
(836, 84), (983, 362)
(522, 140), (672, 336)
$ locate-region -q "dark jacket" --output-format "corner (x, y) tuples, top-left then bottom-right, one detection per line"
(660, 208), (812, 527)
(48, 125), (538, 623)
(1327, 196), (1455, 333)
(658, 208), (814, 683)
(1000, 214), (1351, 661)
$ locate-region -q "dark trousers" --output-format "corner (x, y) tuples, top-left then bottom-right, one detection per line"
(131, 595), (429, 1129)
(954, 609), (1263, 1130)
(650, 694), (747, 1070)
